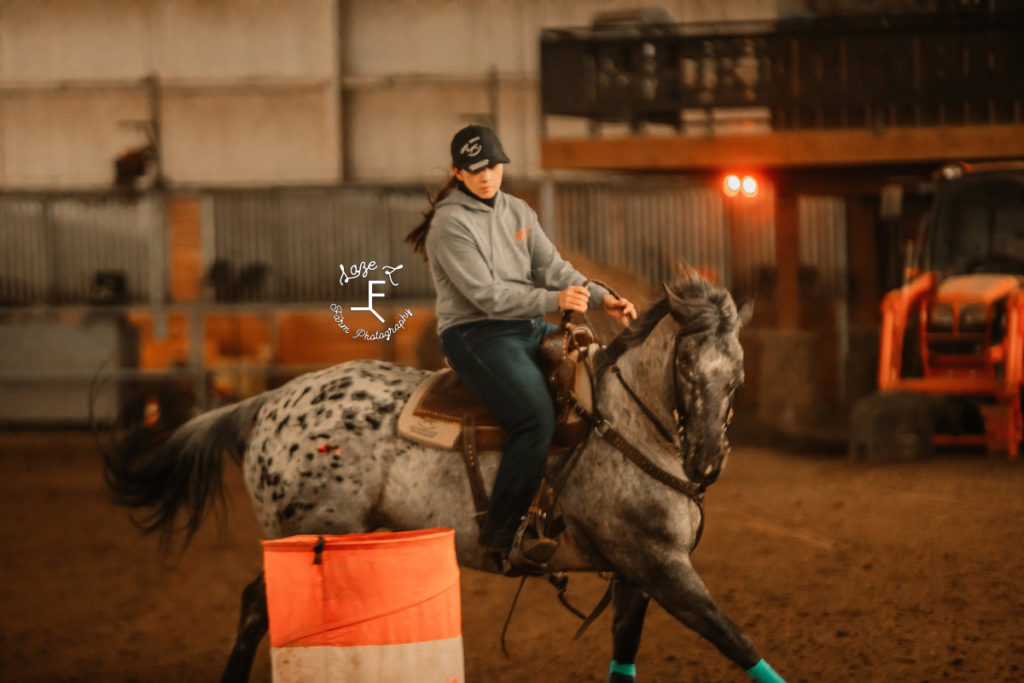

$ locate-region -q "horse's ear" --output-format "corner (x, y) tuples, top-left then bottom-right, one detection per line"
(662, 282), (685, 314)
(664, 281), (703, 325)
(737, 298), (754, 326)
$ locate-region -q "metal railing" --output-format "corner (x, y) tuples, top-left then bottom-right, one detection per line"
(540, 10), (1024, 132)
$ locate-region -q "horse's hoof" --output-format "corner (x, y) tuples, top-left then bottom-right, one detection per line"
(608, 673), (635, 683)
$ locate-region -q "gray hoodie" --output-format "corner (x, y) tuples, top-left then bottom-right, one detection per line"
(425, 188), (608, 333)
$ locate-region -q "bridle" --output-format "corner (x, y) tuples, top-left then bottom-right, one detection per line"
(609, 329), (688, 447)
(567, 314), (706, 505)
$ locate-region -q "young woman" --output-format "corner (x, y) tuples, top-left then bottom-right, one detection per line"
(407, 125), (636, 568)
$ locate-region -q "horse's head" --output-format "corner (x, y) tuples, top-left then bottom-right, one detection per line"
(662, 278), (748, 487)
(596, 275), (750, 490)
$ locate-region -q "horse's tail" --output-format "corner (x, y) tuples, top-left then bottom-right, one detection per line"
(102, 392), (271, 548)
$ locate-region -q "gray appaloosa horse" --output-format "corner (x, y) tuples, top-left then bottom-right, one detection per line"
(104, 275), (786, 683)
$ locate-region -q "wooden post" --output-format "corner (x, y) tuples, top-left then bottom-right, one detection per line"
(774, 180), (800, 329)
(846, 196), (880, 327)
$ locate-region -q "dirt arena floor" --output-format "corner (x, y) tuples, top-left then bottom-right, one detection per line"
(1, 428), (1023, 683)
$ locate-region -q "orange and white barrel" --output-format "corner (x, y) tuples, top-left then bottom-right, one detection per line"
(262, 529), (463, 682)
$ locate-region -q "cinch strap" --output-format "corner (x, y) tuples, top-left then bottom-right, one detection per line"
(609, 660), (636, 678)
(747, 658), (786, 683)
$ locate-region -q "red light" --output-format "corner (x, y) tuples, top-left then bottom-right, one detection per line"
(741, 175), (758, 197)
(723, 174), (741, 197)
(723, 173), (759, 198)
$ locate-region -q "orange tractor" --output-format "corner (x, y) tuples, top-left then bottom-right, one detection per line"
(850, 161), (1024, 461)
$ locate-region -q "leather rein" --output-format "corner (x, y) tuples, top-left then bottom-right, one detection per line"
(571, 337), (705, 504)
(566, 288), (705, 505)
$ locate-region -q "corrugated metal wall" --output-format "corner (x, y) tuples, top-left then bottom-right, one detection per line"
(727, 185), (776, 299)
(798, 196), (848, 296)
(209, 179), (749, 302)
(0, 200), (49, 304)
(553, 176), (778, 297)
(0, 195), (160, 305)
(210, 187), (433, 302)
(554, 178), (731, 287)
(798, 194), (850, 400)
(1, 180), (840, 310)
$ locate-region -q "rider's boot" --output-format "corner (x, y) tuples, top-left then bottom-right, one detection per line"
(505, 483), (560, 573)
(507, 515), (559, 570)
(479, 512), (558, 575)
(480, 482), (560, 574)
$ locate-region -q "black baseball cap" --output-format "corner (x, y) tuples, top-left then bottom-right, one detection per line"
(450, 125), (510, 172)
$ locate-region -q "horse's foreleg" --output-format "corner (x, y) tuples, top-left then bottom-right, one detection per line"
(643, 558), (785, 682)
(221, 572), (269, 683)
(608, 577), (650, 683)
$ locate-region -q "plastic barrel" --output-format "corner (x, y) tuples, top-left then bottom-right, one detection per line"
(262, 529), (463, 682)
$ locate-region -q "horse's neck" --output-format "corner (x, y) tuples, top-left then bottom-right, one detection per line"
(598, 316), (678, 445)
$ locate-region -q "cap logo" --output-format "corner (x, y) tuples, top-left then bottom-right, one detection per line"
(467, 158), (489, 172)
(460, 136), (482, 157)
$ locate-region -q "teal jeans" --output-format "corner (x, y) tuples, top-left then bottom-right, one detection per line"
(440, 316), (559, 547)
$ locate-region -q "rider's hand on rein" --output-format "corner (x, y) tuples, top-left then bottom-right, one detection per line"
(602, 293), (637, 325)
(557, 285), (590, 313)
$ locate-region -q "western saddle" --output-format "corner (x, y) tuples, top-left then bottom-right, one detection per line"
(397, 318), (597, 565)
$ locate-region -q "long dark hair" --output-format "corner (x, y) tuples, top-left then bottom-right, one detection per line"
(406, 175), (459, 260)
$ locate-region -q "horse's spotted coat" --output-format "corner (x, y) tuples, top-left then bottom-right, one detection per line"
(246, 360), (426, 537)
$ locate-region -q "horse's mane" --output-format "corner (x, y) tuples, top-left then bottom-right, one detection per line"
(594, 274), (739, 377)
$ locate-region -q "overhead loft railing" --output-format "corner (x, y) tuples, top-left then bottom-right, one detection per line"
(0, 75), (334, 94)
(539, 10), (1024, 137)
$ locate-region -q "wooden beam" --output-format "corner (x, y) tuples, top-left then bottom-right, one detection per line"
(541, 124), (1024, 171)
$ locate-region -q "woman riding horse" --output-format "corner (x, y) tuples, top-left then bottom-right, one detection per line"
(406, 124), (637, 569)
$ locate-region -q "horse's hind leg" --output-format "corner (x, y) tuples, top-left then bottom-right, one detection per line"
(609, 578), (650, 682)
(221, 572), (269, 683)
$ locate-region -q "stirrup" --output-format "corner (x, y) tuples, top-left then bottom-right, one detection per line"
(506, 516), (559, 574)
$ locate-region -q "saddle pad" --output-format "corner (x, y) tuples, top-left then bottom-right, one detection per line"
(397, 370), (467, 450)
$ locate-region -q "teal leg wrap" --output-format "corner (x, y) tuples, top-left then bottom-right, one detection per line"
(609, 660), (637, 678)
(747, 658), (785, 683)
